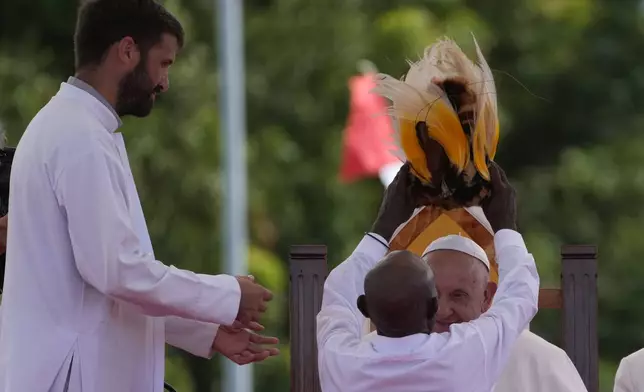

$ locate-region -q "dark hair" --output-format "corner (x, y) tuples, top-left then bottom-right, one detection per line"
(74, 0), (185, 69)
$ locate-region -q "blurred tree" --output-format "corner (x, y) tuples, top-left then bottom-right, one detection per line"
(3, 0), (644, 391)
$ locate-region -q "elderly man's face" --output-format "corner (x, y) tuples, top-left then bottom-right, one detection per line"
(424, 250), (495, 333)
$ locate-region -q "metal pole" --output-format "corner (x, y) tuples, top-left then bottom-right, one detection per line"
(216, 0), (252, 390)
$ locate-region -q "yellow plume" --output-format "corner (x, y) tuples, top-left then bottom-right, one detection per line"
(372, 35), (500, 185)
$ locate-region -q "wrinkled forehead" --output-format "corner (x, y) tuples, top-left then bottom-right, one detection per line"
(423, 250), (488, 287)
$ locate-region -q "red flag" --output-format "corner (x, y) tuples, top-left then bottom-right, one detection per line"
(339, 74), (400, 183)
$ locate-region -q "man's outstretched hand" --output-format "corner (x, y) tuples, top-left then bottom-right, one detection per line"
(371, 162), (424, 242)
(213, 323), (280, 365)
(481, 162), (518, 233)
(235, 275), (273, 327)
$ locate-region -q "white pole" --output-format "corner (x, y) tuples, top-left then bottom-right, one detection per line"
(216, 0), (252, 390)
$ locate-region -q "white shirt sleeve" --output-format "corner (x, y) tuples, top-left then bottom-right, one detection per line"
(547, 353), (588, 392)
(614, 356), (636, 392)
(53, 143), (241, 326)
(165, 317), (219, 359)
(445, 229), (540, 391)
(316, 234), (388, 353)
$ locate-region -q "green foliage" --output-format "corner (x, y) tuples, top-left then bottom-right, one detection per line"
(2, 0), (644, 390)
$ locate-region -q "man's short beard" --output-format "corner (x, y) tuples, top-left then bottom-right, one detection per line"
(115, 57), (157, 118)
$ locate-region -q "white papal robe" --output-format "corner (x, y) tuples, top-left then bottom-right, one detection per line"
(317, 230), (539, 392)
(0, 80), (241, 392)
(614, 348), (644, 392)
(493, 329), (587, 392)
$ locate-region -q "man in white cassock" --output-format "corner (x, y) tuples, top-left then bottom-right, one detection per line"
(614, 348), (644, 392)
(0, 1), (279, 391)
(317, 162), (540, 392)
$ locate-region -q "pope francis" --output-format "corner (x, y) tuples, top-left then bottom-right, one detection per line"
(0, 1), (278, 391)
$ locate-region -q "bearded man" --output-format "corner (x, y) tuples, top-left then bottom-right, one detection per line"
(0, 1), (278, 391)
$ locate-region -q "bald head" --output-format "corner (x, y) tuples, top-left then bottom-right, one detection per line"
(357, 250), (438, 338)
(422, 246), (496, 333)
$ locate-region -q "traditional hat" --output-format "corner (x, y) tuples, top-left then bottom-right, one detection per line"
(388, 205), (498, 284)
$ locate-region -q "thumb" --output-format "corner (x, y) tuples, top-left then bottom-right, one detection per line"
(236, 275), (255, 283)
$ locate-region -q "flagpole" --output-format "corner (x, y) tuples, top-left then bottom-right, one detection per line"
(216, 0), (252, 390)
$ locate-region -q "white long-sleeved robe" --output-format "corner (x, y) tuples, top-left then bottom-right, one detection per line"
(0, 81), (241, 392)
(614, 348), (644, 392)
(317, 230), (539, 392)
(493, 329), (588, 392)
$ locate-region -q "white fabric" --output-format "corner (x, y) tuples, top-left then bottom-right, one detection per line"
(0, 82), (241, 392)
(614, 348), (644, 392)
(493, 330), (588, 392)
(317, 230), (539, 392)
(422, 234), (490, 270)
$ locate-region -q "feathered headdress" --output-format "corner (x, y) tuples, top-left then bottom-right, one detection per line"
(373, 34), (499, 208)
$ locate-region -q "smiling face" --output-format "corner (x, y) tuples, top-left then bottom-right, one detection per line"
(424, 249), (495, 333)
(115, 33), (178, 117)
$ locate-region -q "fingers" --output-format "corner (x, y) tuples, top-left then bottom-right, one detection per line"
(246, 321), (264, 332)
(230, 320), (265, 332)
(262, 287), (273, 301)
(389, 161), (411, 189)
(488, 161), (509, 188)
(231, 349), (278, 365)
(249, 332), (280, 345)
(488, 161), (502, 187)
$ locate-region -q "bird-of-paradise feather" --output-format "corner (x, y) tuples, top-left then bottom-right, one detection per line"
(372, 34), (500, 192)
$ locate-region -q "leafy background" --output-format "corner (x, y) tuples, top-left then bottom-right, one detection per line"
(1, 0), (642, 390)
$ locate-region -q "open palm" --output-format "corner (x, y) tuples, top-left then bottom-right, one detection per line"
(213, 324), (280, 365)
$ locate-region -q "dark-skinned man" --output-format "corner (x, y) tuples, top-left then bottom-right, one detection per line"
(316, 162), (539, 392)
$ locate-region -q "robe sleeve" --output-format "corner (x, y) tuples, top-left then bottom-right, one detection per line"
(547, 352), (588, 392)
(446, 229), (540, 391)
(165, 316), (219, 359)
(615, 356), (636, 392)
(53, 143), (240, 326)
(316, 234), (387, 358)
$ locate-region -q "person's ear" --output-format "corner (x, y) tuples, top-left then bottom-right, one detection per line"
(357, 295), (369, 318)
(482, 281), (497, 312)
(116, 36), (141, 71)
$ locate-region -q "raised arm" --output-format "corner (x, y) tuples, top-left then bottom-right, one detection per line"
(442, 162), (539, 390)
(453, 229), (538, 384)
(317, 163), (421, 353)
(54, 137), (269, 326)
(316, 234), (388, 350)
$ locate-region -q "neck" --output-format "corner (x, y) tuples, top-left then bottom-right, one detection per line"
(376, 325), (430, 338)
(75, 69), (118, 109)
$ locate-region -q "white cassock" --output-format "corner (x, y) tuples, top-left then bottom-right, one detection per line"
(317, 230), (539, 392)
(493, 329), (588, 392)
(614, 348), (644, 392)
(0, 79), (241, 392)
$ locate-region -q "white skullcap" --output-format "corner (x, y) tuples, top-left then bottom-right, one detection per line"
(422, 234), (490, 271)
